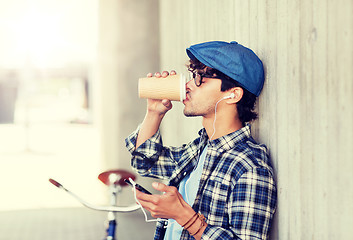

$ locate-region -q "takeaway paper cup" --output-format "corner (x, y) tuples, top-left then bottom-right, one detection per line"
(138, 74), (186, 101)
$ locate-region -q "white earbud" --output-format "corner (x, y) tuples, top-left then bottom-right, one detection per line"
(211, 92), (236, 140)
(222, 93), (235, 100)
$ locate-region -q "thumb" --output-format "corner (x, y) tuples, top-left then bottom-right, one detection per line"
(152, 182), (170, 193)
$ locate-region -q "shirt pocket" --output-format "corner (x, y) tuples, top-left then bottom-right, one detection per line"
(201, 176), (230, 226)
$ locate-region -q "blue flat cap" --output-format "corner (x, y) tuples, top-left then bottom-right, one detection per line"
(186, 41), (264, 96)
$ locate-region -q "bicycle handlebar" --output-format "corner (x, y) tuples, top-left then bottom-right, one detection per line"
(49, 178), (140, 212)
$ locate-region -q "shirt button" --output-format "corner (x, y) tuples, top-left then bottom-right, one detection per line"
(183, 172), (187, 176)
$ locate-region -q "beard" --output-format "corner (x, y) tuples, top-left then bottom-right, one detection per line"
(183, 101), (215, 117)
(183, 109), (199, 117)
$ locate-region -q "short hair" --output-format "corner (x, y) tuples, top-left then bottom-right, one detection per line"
(187, 59), (258, 125)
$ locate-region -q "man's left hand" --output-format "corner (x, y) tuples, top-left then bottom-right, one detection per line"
(135, 182), (194, 224)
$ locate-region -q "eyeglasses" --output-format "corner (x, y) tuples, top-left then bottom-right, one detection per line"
(189, 71), (220, 87)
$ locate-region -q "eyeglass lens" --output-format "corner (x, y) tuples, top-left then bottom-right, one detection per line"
(189, 72), (202, 86)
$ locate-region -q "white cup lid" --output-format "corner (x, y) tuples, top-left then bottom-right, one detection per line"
(180, 74), (186, 101)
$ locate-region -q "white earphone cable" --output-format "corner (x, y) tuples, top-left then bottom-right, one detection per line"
(130, 179), (160, 223)
(130, 179), (178, 229)
(210, 97), (226, 141)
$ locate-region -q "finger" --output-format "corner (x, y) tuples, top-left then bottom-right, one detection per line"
(161, 99), (172, 109)
(161, 71), (169, 78)
(152, 182), (174, 193)
(170, 70), (177, 75)
(135, 197), (154, 211)
(136, 189), (157, 202)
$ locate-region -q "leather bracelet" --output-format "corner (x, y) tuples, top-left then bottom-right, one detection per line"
(185, 213), (199, 230)
(190, 213), (206, 236)
(182, 212), (198, 228)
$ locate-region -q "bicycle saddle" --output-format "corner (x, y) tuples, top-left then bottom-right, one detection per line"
(98, 169), (136, 187)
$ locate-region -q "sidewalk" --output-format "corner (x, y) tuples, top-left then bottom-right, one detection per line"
(0, 207), (155, 240)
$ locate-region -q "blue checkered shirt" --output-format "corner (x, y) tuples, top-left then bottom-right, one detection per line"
(125, 125), (277, 240)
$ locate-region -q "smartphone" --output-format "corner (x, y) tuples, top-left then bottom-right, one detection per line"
(124, 178), (152, 195)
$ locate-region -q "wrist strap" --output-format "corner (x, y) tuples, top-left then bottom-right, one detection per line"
(190, 213), (206, 236)
(184, 214), (198, 231)
(182, 212), (198, 228)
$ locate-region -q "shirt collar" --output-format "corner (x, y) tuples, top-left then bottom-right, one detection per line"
(198, 124), (252, 151)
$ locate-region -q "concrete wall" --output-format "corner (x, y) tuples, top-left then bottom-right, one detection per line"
(97, 0), (160, 171)
(96, 0), (160, 203)
(158, 0), (353, 239)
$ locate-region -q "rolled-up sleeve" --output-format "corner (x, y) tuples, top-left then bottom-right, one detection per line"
(125, 126), (179, 179)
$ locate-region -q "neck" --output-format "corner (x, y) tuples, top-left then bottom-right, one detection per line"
(202, 112), (243, 140)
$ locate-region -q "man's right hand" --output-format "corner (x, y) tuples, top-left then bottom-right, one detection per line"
(135, 70), (176, 148)
(145, 71), (176, 115)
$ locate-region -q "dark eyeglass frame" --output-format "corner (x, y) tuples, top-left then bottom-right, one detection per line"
(189, 71), (221, 87)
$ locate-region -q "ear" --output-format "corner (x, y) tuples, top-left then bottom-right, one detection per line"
(226, 87), (243, 104)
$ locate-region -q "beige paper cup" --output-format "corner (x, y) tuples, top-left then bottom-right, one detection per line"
(138, 74), (186, 101)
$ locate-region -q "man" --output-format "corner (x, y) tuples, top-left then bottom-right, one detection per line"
(125, 41), (277, 240)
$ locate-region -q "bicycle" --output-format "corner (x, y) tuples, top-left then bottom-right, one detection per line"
(49, 169), (140, 240)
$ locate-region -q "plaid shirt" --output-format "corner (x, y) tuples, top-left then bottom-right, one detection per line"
(125, 125), (277, 240)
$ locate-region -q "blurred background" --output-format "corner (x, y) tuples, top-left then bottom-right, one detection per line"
(0, 0), (352, 240)
(0, 0), (155, 239)
(0, 0), (101, 208)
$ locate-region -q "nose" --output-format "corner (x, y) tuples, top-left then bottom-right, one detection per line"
(185, 79), (193, 93)
(186, 77), (195, 88)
